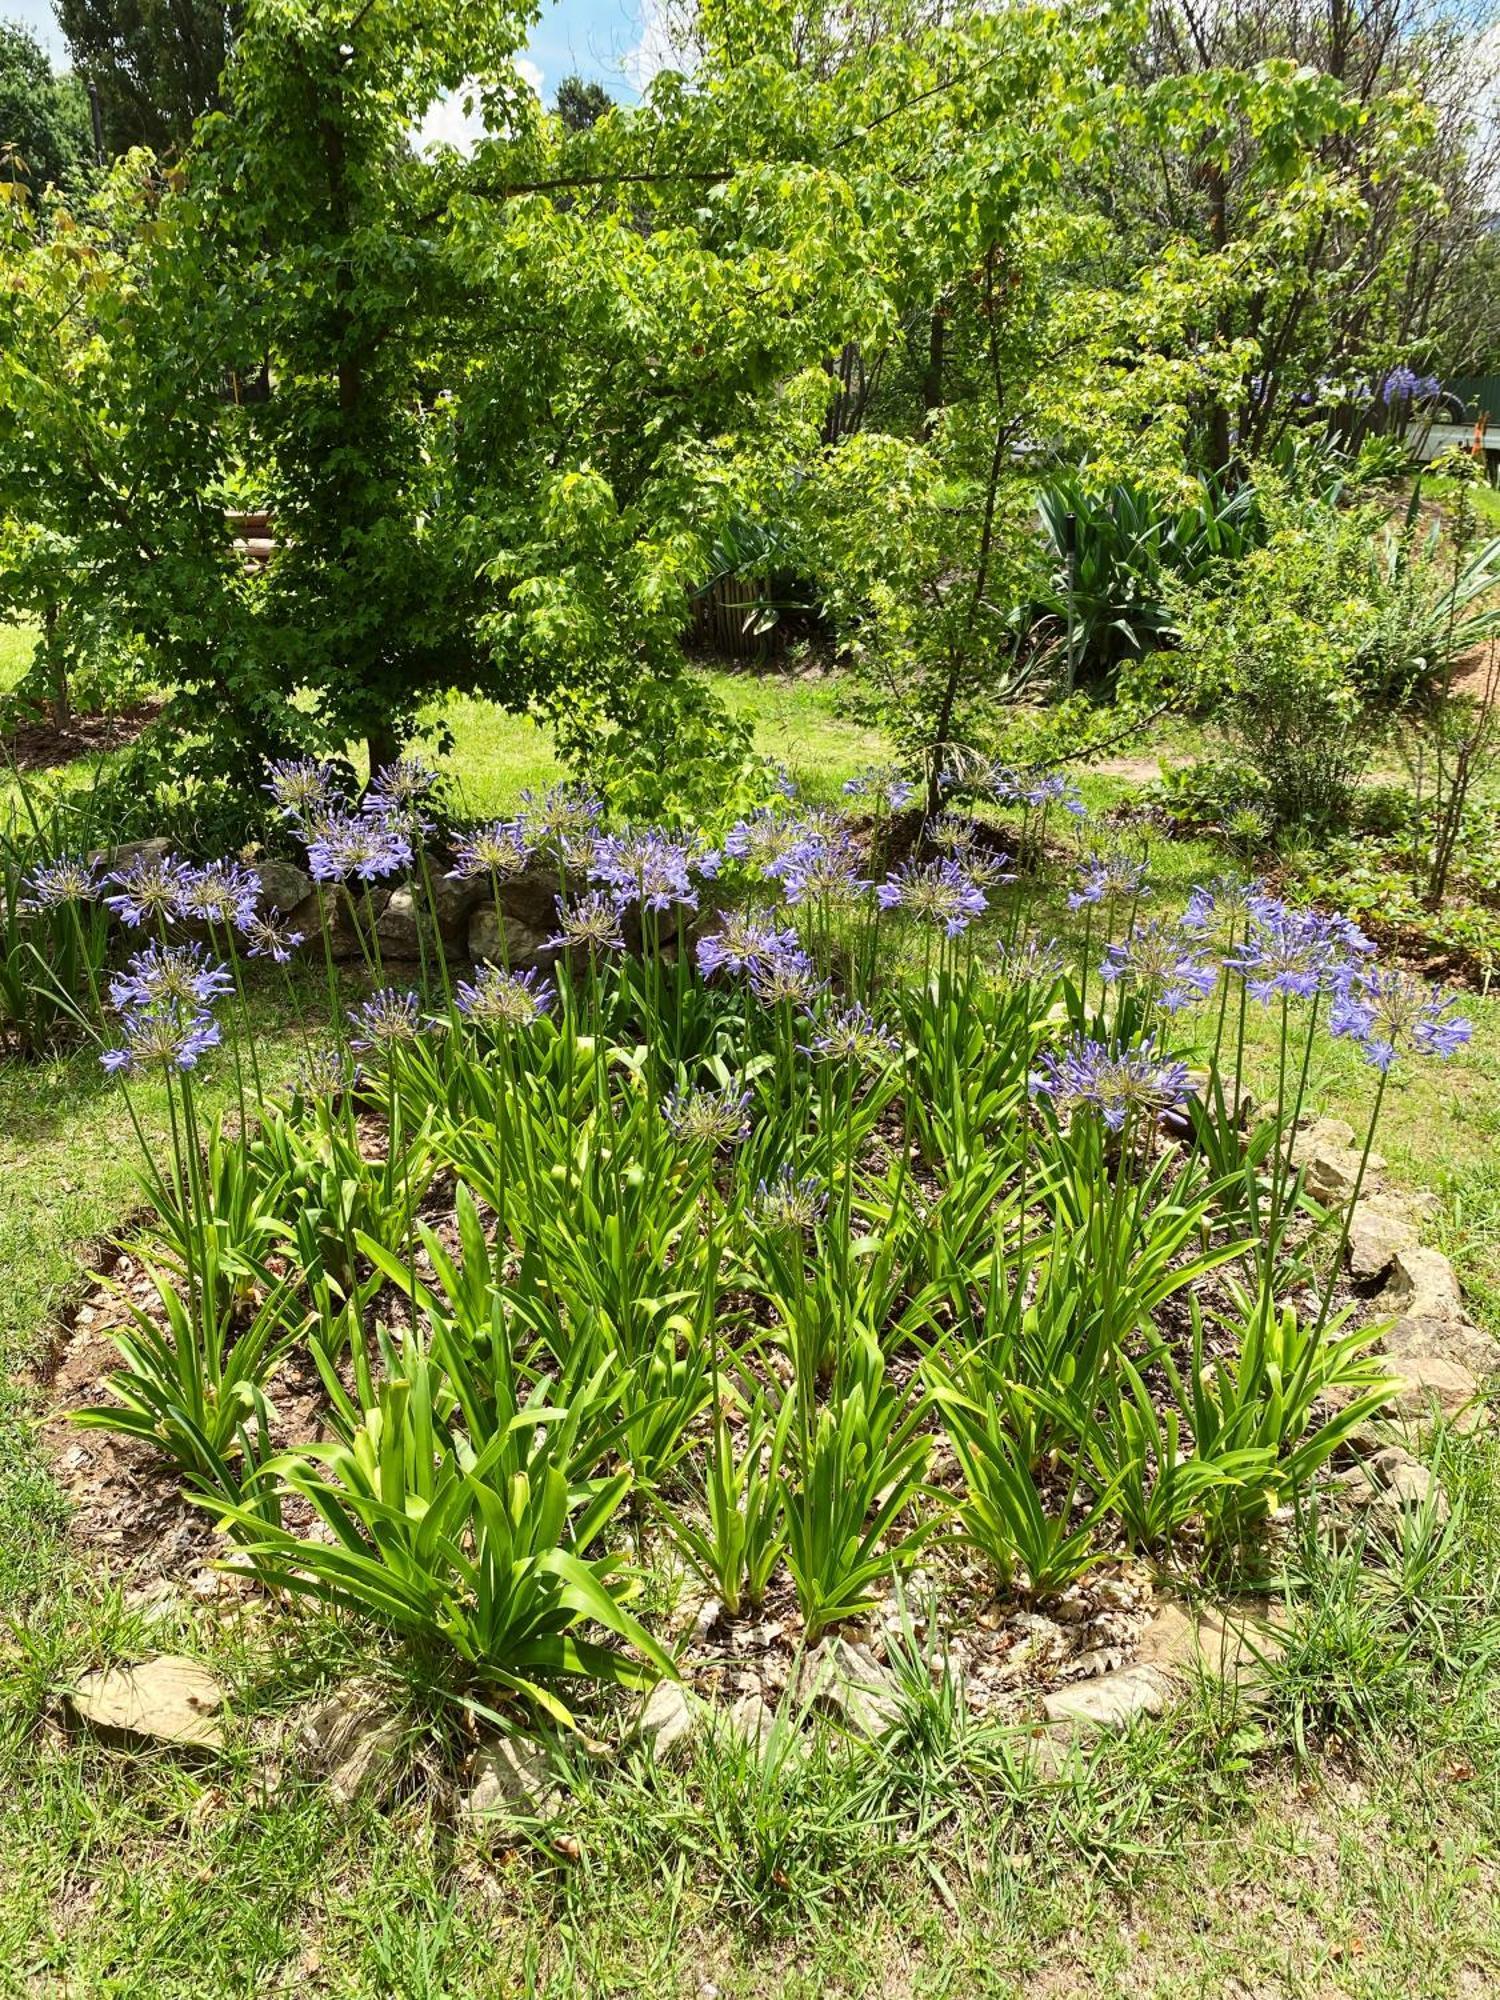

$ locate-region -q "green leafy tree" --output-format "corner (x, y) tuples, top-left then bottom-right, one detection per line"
(56, 0), (231, 153)
(0, 19), (91, 187)
(554, 73), (610, 131)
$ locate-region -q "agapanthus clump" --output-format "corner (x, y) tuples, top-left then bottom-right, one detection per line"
(753, 1164), (829, 1232)
(294, 1043), (361, 1101)
(798, 1002), (901, 1069)
(876, 857), (988, 936)
(455, 964), (555, 1029)
(518, 782), (604, 854)
(240, 912), (306, 963)
(1022, 772), (1087, 818)
(264, 757), (341, 826)
(663, 1084), (753, 1149)
(696, 913), (799, 980)
(450, 819), (534, 882)
(548, 890), (626, 956)
(590, 829), (699, 912)
(1031, 1034), (1192, 1132)
(1330, 968), (1472, 1072)
(364, 757), (439, 821)
(1067, 853), (1150, 912)
(23, 856), (101, 911)
(102, 1003), (221, 1075)
(992, 936), (1064, 990)
(748, 940), (824, 1009)
(347, 986), (425, 1052)
(723, 807), (822, 880)
(1101, 920), (1218, 1015)
(176, 859), (261, 931)
(841, 767), (916, 814)
(103, 852), (193, 928)
(108, 941), (232, 1013)
(306, 814), (412, 884)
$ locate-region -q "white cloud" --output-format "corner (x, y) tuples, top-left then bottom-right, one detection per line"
(416, 61), (545, 155)
(623, 0), (693, 95)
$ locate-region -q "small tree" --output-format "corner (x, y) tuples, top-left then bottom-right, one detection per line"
(554, 74), (610, 132)
(0, 21), (91, 188)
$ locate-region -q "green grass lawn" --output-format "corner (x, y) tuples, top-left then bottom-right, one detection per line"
(0, 620), (35, 696)
(6, 666), (1500, 1995)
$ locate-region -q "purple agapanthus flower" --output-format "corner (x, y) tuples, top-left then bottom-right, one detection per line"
(1330, 967), (1472, 1072)
(779, 828), (872, 908)
(723, 807), (822, 879)
(697, 914), (800, 980)
(306, 814), (412, 884)
(108, 941), (232, 1014)
(455, 964), (555, 1028)
(547, 890), (626, 955)
(1227, 896), (1370, 1003)
(263, 757), (341, 824)
(876, 858), (988, 936)
(753, 1164), (828, 1231)
(347, 987), (425, 1052)
(517, 782), (604, 850)
(241, 913), (305, 963)
(748, 940), (824, 1008)
(450, 819), (533, 882)
(23, 856), (102, 911)
(177, 859), (261, 930)
(798, 1002), (901, 1068)
(103, 852), (192, 928)
(1067, 854), (1150, 911)
(590, 829), (698, 912)
(1022, 772), (1087, 817)
(1030, 1034), (1192, 1132)
(663, 1084), (752, 1148)
(841, 767), (916, 814)
(1101, 920), (1218, 1015)
(102, 1004), (221, 1076)
(364, 757), (438, 818)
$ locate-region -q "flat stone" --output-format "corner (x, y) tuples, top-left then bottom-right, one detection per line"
(1378, 1246), (1464, 1321)
(1377, 1352), (1483, 1423)
(1383, 1314), (1500, 1384)
(1042, 1664), (1174, 1733)
(1293, 1115), (1357, 1155)
(1302, 1142), (1386, 1207)
(461, 1733), (563, 1833)
(796, 1636), (902, 1740)
(296, 1683), (406, 1806)
(1133, 1598), (1281, 1699)
(70, 1654), (226, 1751)
(1347, 1203), (1419, 1284)
(285, 883), (392, 962)
(91, 836), (174, 875)
(466, 902), (557, 972)
(632, 1680), (704, 1763)
(725, 1692), (777, 1755)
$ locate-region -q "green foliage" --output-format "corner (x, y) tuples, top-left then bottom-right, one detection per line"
(0, 21), (91, 190)
(56, 0), (230, 154)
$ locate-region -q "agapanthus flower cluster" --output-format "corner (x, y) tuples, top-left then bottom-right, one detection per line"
(1182, 875), (1255, 938)
(1067, 853), (1150, 911)
(1381, 365), (1441, 406)
(364, 757), (438, 818)
(455, 964), (555, 1029)
(1226, 895), (1372, 1003)
(101, 1004), (221, 1076)
(176, 859), (261, 931)
(294, 1044), (360, 1101)
(841, 767), (916, 814)
(590, 829), (700, 912)
(798, 1002), (901, 1068)
(306, 814), (412, 885)
(748, 939), (824, 1009)
(240, 912), (305, 963)
(663, 1084), (752, 1149)
(1031, 1034), (1193, 1132)
(1330, 967), (1472, 1072)
(723, 806), (820, 879)
(347, 987), (425, 1052)
(548, 890), (626, 956)
(450, 819), (533, 882)
(108, 941), (232, 1013)
(990, 766), (1087, 818)
(1101, 919), (1218, 1015)
(753, 1164), (829, 1232)
(264, 757), (341, 826)
(103, 852), (193, 928)
(992, 936), (1065, 989)
(23, 856), (101, 911)
(696, 914), (799, 980)
(518, 783), (603, 851)
(778, 826), (871, 908)
(876, 857), (988, 936)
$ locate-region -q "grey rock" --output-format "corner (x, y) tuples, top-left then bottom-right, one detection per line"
(632, 1680), (703, 1763)
(796, 1636), (902, 1740)
(1378, 1246), (1464, 1321)
(461, 1733), (562, 1833)
(70, 1654), (226, 1752)
(466, 902), (556, 972)
(254, 859), (312, 915)
(1347, 1203), (1419, 1285)
(1293, 1114), (1356, 1154)
(1303, 1142), (1386, 1207)
(1383, 1313), (1500, 1384)
(1042, 1664), (1174, 1732)
(90, 835), (174, 876)
(725, 1692), (778, 1755)
(286, 884), (391, 962)
(1377, 1352), (1483, 1423)
(297, 1683), (406, 1806)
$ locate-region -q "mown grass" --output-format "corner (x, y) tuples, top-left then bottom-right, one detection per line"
(5, 666), (1500, 1995)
